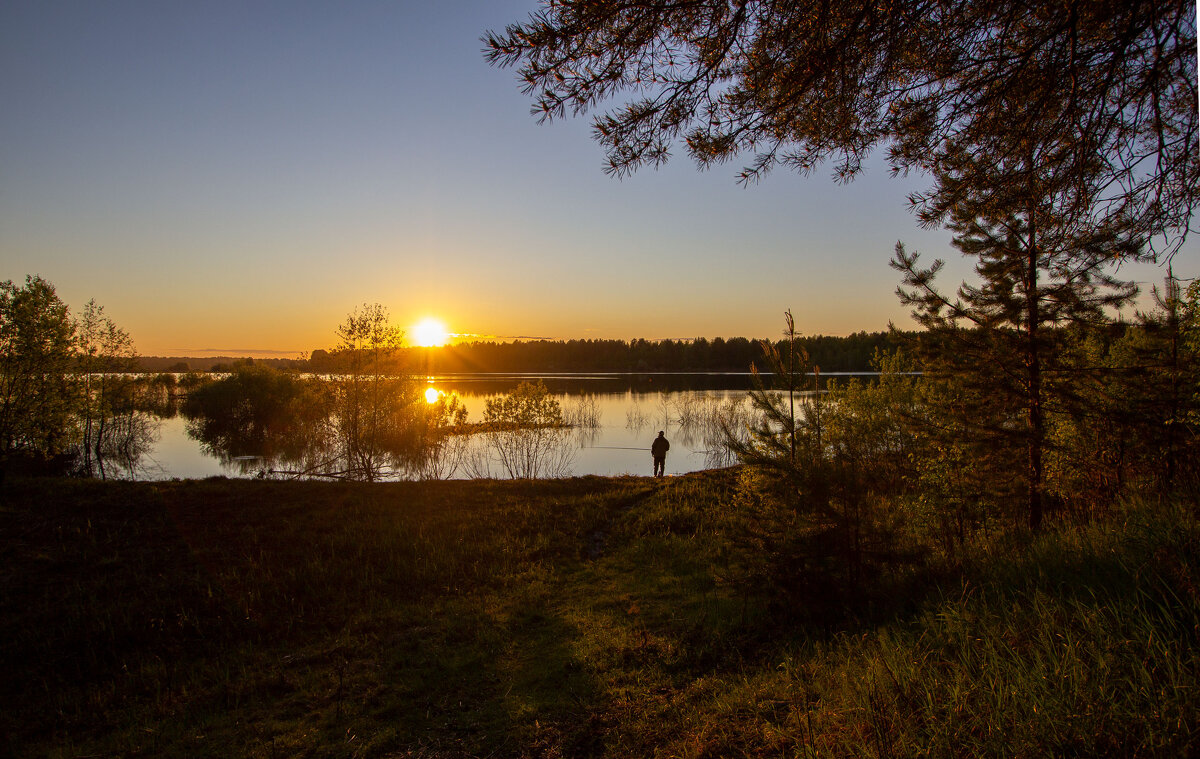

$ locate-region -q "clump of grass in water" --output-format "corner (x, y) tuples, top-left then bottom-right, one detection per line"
(697, 395), (753, 468)
(564, 394), (602, 429)
(671, 392), (704, 428)
(625, 403), (650, 431)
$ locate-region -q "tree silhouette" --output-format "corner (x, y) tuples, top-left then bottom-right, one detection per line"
(487, 0), (1196, 258)
(333, 304), (414, 481)
(0, 276), (75, 465)
(891, 147), (1140, 528)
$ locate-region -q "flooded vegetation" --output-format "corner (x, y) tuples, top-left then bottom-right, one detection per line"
(4, 364), (768, 482)
(172, 370), (757, 480)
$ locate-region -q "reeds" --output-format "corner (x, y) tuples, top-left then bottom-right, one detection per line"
(625, 403), (651, 431)
(564, 394), (602, 429)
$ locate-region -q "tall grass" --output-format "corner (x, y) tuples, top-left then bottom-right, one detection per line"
(598, 490), (1198, 757)
(2, 477), (1196, 757)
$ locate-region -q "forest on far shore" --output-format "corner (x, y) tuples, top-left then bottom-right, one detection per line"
(137, 330), (909, 374)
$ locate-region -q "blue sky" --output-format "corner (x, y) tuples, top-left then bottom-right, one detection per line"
(1, 1), (1188, 356)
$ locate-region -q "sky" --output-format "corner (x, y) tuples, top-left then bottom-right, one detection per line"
(1, 1), (1192, 357)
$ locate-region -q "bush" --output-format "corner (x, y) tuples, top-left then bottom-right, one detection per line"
(479, 380), (574, 478)
(182, 364), (332, 467)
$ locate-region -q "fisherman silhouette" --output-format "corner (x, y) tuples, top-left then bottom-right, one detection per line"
(651, 431), (669, 477)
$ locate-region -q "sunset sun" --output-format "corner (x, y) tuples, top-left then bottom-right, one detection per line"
(412, 317), (448, 347)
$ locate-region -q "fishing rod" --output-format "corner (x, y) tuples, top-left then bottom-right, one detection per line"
(582, 445), (650, 451)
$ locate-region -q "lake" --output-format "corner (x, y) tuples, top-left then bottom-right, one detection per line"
(136, 372), (871, 480)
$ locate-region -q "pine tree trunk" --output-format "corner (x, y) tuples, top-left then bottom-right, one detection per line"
(1025, 206), (1044, 531)
(1166, 270), (1180, 489)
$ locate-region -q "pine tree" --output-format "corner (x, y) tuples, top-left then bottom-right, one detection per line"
(487, 0), (1197, 258)
(731, 310), (824, 478)
(891, 150), (1140, 528)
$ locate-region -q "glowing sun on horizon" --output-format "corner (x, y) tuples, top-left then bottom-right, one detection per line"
(412, 317), (449, 347)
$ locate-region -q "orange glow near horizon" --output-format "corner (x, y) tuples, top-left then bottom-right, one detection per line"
(412, 317), (449, 347)
(424, 387), (440, 404)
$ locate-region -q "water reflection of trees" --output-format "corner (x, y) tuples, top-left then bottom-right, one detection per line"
(74, 378), (169, 480)
(564, 394), (602, 428)
(86, 409), (160, 479)
(65, 300), (163, 479)
(177, 369), (753, 480)
(180, 359), (474, 481)
(667, 392), (754, 469)
(625, 403), (651, 432)
(478, 381), (575, 479)
(183, 364), (333, 474)
(624, 390), (754, 469)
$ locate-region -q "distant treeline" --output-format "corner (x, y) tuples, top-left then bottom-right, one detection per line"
(136, 356), (306, 373)
(138, 332), (911, 375)
(307, 331), (911, 375)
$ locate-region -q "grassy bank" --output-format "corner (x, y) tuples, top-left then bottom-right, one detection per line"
(1, 472), (1197, 757)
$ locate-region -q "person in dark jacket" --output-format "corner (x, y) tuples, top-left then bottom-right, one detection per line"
(651, 431), (669, 477)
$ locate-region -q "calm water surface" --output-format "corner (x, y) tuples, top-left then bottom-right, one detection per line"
(139, 372), (871, 480)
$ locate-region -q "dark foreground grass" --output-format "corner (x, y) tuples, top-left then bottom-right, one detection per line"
(1, 472), (1197, 757)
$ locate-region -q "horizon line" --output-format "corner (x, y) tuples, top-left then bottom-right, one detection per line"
(150, 330), (904, 359)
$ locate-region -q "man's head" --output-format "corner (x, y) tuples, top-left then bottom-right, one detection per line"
(658, 431), (664, 437)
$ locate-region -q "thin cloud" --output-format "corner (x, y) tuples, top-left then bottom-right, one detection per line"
(448, 333), (556, 341)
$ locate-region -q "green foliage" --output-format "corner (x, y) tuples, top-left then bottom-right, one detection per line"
(892, 150), (1141, 528)
(481, 380), (574, 478)
(822, 349), (921, 495)
(0, 278), (161, 477)
(1121, 275), (1200, 489)
(901, 372), (1013, 555)
(483, 379), (564, 430)
(332, 304), (419, 481)
(405, 391), (470, 480)
(0, 276), (76, 461)
(731, 310), (823, 475)
(72, 299), (154, 478)
(177, 370), (213, 393)
(727, 315), (924, 597)
(1044, 275), (1200, 510)
(183, 363), (332, 468)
